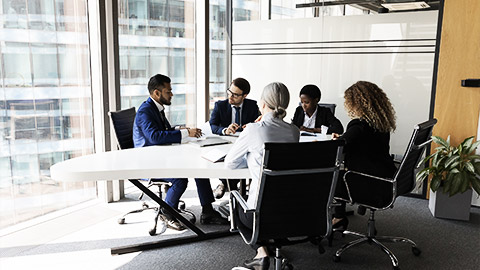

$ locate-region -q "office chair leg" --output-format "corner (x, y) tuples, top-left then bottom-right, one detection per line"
(274, 248), (293, 270)
(371, 238), (399, 269)
(342, 230), (365, 238)
(375, 235), (421, 256)
(117, 203), (158, 224)
(333, 237), (368, 262)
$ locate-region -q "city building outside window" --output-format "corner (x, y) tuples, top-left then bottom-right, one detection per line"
(0, 0), (95, 229)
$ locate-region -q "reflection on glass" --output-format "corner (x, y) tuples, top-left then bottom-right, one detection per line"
(209, 0), (260, 114)
(271, 0), (314, 19)
(0, 0), (95, 229)
(118, 0), (196, 127)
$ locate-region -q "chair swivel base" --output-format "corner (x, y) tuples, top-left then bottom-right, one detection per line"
(333, 213), (421, 270)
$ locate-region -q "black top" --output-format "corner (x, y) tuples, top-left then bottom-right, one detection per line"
(292, 105), (344, 134)
(340, 119), (396, 178)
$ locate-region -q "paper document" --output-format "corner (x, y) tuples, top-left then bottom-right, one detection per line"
(202, 148), (227, 163)
(189, 137), (231, 147)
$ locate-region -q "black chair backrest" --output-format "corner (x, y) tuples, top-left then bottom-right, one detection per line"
(297, 102), (337, 115)
(318, 103), (336, 115)
(394, 119), (437, 196)
(255, 140), (344, 241)
(109, 107), (136, 150)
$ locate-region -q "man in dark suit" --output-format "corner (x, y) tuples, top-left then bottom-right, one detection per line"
(209, 78), (260, 198)
(133, 74), (228, 231)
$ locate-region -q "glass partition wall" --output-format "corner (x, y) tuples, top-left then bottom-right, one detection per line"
(0, 0), (95, 229)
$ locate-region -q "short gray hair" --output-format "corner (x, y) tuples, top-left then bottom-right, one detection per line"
(261, 82), (290, 119)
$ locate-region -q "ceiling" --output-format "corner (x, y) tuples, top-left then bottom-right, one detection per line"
(296, 0), (441, 14)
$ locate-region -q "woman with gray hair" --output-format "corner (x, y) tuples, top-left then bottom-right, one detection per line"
(225, 82), (299, 270)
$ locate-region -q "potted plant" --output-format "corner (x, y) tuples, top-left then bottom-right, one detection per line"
(416, 136), (480, 220)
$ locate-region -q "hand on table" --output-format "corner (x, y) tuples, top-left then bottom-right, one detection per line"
(225, 123), (240, 135)
(188, 128), (203, 138)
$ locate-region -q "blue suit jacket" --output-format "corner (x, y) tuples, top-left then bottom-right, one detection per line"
(209, 98), (260, 135)
(133, 97), (181, 147)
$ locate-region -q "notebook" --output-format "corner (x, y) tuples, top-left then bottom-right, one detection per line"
(189, 137), (231, 147)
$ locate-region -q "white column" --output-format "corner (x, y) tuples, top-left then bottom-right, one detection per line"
(196, 0), (209, 125)
(88, 0), (122, 202)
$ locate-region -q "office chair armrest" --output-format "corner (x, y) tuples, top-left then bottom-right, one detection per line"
(345, 170), (394, 183)
(230, 191), (255, 213)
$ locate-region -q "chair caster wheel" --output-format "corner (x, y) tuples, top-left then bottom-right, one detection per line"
(393, 266), (400, 270)
(281, 259), (293, 270)
(412, 246), (421, 256)
(118, 218), (125, 224)
(179, 201), (186, 210)
(333, 255), (341, 262)
(149, 228), (156, 236)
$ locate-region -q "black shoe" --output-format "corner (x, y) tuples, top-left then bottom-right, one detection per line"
(332, 217), (349, 231)
(244, 256), (270, 270)
(200, 210), (229, 225)
(159, 214), (186, 231)
(213, 183), (226, 199)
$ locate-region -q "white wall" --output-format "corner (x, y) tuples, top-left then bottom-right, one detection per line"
(232, 11), (438, 156)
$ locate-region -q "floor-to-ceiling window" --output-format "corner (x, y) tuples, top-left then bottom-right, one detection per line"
(118, 0), (196, 126)
(209, 0), (260, 114)
(0, 0), (95, 229)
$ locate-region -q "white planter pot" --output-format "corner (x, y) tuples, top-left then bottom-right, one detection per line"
(429, 188), (472, 221)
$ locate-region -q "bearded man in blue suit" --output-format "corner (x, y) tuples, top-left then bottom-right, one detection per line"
(209, 78), (260, 198)
(133, 74), (228, 230)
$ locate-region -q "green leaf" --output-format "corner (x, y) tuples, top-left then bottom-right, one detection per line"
(467, 154), (480, 161)
(445, 155), (460, 168)
(443, 176), (451, 193)
(466, 141), (480, 155)
(430, 176), (441, 192)
(433, 136), (449, 148)
(416, 168), (430, 182)
(474, 161), (480, 175)
(465, 161), (475, 173)
(471, 177), (480, 196)
(450, 168), (460, 174)
(461, 136), (475, 148)
(459, 173), (470, 193)
(449, 174), (463, 196)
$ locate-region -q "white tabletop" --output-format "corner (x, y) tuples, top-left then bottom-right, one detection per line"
(50, 141), (250, 182)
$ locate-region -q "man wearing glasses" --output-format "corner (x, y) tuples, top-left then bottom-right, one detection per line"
(209, 77), (260, 198)
(133, 74), (228, 231)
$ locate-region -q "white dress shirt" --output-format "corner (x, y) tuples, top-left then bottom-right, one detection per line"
(222, 102), (244, 135)
(225, 112), (300, 208)
(151, 98), (188, 142)
(302, 106), (318, 129)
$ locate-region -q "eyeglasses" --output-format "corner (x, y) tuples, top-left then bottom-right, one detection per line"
(226, 89), (244, 98)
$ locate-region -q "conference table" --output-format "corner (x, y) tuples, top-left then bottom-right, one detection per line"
(50, 134), (327, 255)
(50, 136), (251, 255)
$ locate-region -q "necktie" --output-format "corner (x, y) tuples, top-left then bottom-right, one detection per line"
(234, 106), (242, 131)
(160, 110), (171, 130)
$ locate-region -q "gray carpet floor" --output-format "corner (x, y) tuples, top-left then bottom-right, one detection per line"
(116, 196), (480, 270)
(1, 190), (479, 270)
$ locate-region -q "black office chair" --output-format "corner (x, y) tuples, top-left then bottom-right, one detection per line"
(333, 119), (437, 270)
(109, 107), (194, 236)
(230, 140), (345, 270)
(318, 103), (336, 115)
(297, 102), (337, 115)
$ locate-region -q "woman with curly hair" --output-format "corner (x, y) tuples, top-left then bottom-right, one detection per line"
(331, 81), (397, 230)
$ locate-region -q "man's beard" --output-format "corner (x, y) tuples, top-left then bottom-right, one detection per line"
(160, 95), (171, 105)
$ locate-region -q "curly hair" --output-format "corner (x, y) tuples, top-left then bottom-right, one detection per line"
(344, 81), (396, 133)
